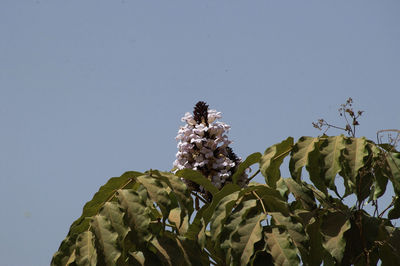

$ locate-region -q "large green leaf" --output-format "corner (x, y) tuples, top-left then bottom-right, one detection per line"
(175, 169), (219, 195)
(232, 152), (262, 184)
(90, 215), (121, 265)
(270, 212), (308, 264)
(156, 171), (194, 216)
(168, 207), (189, 235)
(305, 216), (325, 266)
(230, 212), (266, 265)
(99, 202), (130, 243)
(283, 178), (316, 211)
(116, 189), (152, 242)
(137, 174), (172, 218)
(265, 227), (300, 266)
(203, 183), (241, 224)
(289, 136), (319, 182)
(150, 232), (208, 266)
(340, 137), (369, 195)
(260, 137), (294, 188)
(220, 199), (259, 259)
(52, 171), (142, 265)
(209, 189), (241, 244)
(75, 231), (97, 266)
(320, 211), (351, 263)
(320, 135), (346, 191)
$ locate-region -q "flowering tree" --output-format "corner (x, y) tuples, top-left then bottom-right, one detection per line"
(52, 101), (400, 266)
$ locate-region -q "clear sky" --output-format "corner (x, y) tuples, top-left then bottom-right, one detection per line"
(1, 1), (399, 265)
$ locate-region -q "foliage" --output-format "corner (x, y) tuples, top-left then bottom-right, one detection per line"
(52, 134), (400, 265)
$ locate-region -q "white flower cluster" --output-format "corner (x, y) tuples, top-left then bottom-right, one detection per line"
(173, 106), (247, 190)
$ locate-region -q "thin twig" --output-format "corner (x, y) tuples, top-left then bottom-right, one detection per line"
(191, 191), (208, 204)
(379, 197), (397, 218)
(252, 191), (267, 215)
(247, 169), (260, 183)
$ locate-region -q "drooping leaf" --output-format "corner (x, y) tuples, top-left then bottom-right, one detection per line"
(305, 216), (325, 266)
(373, 160), (390, 200)
(265, 227), (300, 266)
(220, 199), (259, 255)
(116, 189), (152, 242)
(289, 136), (319, 182)
(175, 169), (219, 195)
(136, 174), (172, 218)
(90, 215), (121, 265)
(168, 207), (189, 235)
(260, 137), (294, 188)
(320, 135), (346, 191)
(284, 178), (316, 211)
(209, 189), (241, 244)
(52, 171), (142, 265)
(75, 231), (97, 266)
(232, 152), (262, 184)
(270, 212), (308, 264)
(156, 171), (194, 216)
(230, 213), (266, 265)
(185, 206), (208, 241)
(340, 137), (369, 195)
(150, 232), (208, 266)
(99, 202), (130, 243)
(203, 183), (241, 224)
(320, 211), (351, 263)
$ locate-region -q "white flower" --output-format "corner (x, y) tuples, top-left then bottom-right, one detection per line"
(208, 109), (222, 123)
(174, 102), (247, 192)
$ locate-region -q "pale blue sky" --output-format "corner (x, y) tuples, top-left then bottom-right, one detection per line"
(1, 1), (399, 265)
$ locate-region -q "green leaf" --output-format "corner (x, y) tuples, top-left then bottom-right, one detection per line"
(99, 202), (130, 243)
(203, 183), (241, 224)
(283, 178), (316, 211)
(220, 199), (259, 253)
(320, 135), (346, 191)
(175, 169), (219, 195)
(260, 137), (294, 188)
(52, 171), (142, 265)
(289, 136), (319, 182)
(270, 212), (308, 264)
(340, 137), (369, 194)
(387, 152), (400, 194)
(75, 231), (97, 266)
(185, 206), (208, 241)
(305, 217), (324, 266)
(116, 189), (152, 242)
(90, 215), (121, 265)
(320, 211), (351, 263)
(231, 213), (266, 266)
(70, 172), (141, 237)
(150, 233), (208, 266)
(168, 208), (189, 235)
(137, 174), (172, 218)
(209, 189), (242, 244)
(156, 171), (194, 217)
(232, 152), (262, 184)
(265, 227), (300, 266)
(374, 170), (389, 200)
